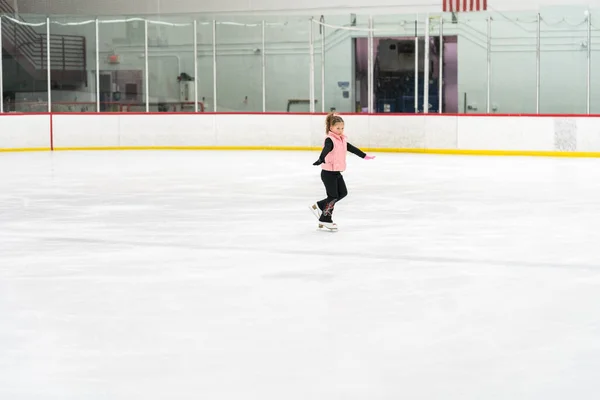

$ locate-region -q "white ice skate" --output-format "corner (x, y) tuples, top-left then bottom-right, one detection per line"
(309, 203), (322, 219)
(318, 221), (338, 232)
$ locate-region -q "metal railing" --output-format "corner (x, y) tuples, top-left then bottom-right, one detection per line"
(0, 0), (86, 82)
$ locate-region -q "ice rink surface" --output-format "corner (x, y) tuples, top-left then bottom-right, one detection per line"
(1, 150), (600, 400)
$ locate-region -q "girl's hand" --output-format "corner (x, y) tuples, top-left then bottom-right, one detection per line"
(364, 155), (376, 160)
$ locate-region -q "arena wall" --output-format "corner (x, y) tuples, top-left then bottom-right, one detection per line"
(14, 0), (580, 16)
(2, 113), (600, 156)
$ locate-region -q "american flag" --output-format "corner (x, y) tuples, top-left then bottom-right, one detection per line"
(443, 0), (487, 12)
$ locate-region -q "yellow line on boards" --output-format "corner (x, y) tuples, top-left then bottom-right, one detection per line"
(0, 148), (51, 152)
(2, 146), (600, 158)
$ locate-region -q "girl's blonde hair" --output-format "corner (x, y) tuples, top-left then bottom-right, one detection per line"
(325, 112), (344, 134)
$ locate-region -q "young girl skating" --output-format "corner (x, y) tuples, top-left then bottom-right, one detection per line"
(309, 113), (375, 231)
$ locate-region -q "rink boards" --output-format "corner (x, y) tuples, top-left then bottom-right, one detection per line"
(2, 113), (600, 156)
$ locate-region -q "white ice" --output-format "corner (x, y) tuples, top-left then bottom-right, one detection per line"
(1, 150), (600, 400)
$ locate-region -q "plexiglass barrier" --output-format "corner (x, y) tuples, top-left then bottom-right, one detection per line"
(1, 7), (599, 114)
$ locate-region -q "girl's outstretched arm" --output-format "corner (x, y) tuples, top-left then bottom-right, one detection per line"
(348, 143), (375, 160)
(347, 142), (367, 158)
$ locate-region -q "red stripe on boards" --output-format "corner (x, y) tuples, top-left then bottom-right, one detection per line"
(470, 0), (474, 11)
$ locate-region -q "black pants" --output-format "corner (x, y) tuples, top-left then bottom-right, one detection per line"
(317, 170), (348, 222)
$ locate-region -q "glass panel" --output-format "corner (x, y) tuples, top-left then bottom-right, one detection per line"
(146, 17), (196, 113)
(540, 7), (587, 114)
(98, 17), (145, 112)
(1, 14), (48, 112)
(265, 17), (310, 112)
(490, 12), (537, 114)
(456, 12), (488, 114)
(592, 9), (600, 113)
(48, 16), (97, 112)
(196, 19), (214, 112)
(215, 16), (262, 112)
(321, 15), (355, 113)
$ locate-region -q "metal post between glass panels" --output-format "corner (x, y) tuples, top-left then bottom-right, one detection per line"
(486, 16), (491, 114)
(424, 15), (430, 114)
(0, 16), (3, 113)
(321, 18), (325, 113)
(536, 13), (540, 114)
(144, 19), (149, 112)
(439, 17), (443, 114)
(368, 16), (374, 113)
(587, 11), (591, 115)
(193, 20), (199, 112)
(309, 18), (315, 113)
(414, 35), (419, 113)
(46, 17), (51, 112)
(262, 20), (266, 113)
(95, 18), (100, 112)
(194, 20), (199, 113)
(212, 20), (217, 112)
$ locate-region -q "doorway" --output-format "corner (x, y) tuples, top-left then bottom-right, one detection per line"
(354, 36), (458, 113)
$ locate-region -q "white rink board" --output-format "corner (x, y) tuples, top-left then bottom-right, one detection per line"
(457, 117), (555, 151)
(53, 115), (121, 148)
(119, 115), (217, 147)
(0, 115), (50, 149)
(215, 114), (311, 147)
(7, 114), (600, 154)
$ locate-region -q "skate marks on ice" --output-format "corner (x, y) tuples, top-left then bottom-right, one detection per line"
(4, 233), (599, 273)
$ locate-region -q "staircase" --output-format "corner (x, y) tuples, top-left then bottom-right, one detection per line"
(0, 0), (87, 87)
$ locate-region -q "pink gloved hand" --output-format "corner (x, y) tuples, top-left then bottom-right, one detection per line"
(364, 155), (376, 160)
